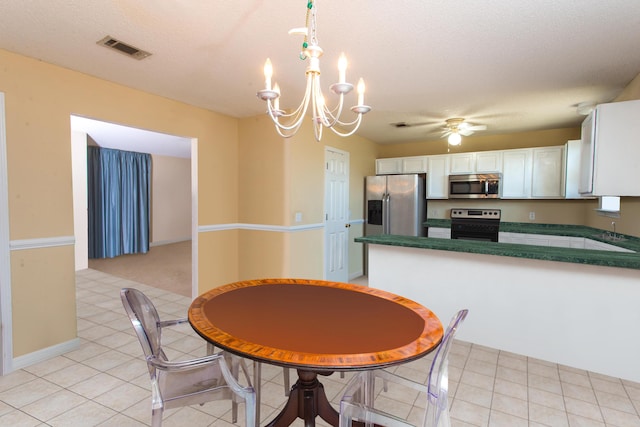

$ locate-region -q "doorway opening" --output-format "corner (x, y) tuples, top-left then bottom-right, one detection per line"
(70, 116), (198, 297)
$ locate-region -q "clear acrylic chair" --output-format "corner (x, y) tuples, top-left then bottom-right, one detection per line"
(339, 309), (468, 427)
(121, 288), (256, 427)
(206, 343), (291, 427)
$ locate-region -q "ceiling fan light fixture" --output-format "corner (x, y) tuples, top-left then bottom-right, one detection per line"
(448, 132), (462, 146)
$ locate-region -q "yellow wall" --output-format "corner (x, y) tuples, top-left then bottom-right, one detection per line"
(151, 155), (191, 244)
(237, 114), (378, 282)
(1, 48), (239, 356)
(2, 46), (379, 360)
(615, 72), (640, 102)
(11, 246), (76, 355)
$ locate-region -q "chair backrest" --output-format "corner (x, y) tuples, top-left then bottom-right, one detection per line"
(121, 288), (166, 362)
(424, 309), (468, 427)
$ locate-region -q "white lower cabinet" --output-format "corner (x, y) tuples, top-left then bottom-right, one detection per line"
(499, 232), (633, 252)
(584, 239), (634, 252)
(427, 227), (451, 239)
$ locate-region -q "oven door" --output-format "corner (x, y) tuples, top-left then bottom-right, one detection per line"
(451, 219), (500, 242)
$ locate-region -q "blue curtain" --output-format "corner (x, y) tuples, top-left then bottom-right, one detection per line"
(88, 146), (151, 258)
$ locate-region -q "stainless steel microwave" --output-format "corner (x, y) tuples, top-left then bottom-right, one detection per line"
(448, 173), (501, 199)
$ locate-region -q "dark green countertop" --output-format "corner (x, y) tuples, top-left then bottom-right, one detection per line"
(355, 221), (640, 270)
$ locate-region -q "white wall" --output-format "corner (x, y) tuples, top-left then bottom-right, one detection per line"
(368, 244), (640, 383)
(71, 131), (88, 270)
(151, 154), (191, 245)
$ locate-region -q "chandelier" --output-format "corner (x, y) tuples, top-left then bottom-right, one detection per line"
(256, 0), (371, 141)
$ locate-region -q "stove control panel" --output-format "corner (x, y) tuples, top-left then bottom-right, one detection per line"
(451, 208), (501, 220)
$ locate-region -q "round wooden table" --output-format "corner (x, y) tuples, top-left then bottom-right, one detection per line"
(188, 278), (443, 427)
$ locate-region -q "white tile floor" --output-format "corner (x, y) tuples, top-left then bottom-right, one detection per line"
(0, 269), (638, 426)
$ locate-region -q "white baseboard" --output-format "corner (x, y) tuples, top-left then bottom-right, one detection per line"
(150, 238), (191, 247)
(349, 270), (364, 281)
(11, 338), (81, 372)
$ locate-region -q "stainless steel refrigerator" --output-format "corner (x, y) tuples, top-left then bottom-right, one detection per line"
(364, 174), (427, 272)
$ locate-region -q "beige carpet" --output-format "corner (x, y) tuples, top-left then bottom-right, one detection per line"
(88, 240), (192, 296)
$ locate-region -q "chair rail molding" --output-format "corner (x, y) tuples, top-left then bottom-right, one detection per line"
(199, 223), (325, 233)
(9, 236), (75, 251)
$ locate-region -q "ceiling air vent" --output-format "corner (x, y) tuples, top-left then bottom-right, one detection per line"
(97, 36), (151, 60)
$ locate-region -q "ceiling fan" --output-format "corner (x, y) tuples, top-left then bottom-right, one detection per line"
(390, 117), (487, 145)
(442, 118), (487, 146)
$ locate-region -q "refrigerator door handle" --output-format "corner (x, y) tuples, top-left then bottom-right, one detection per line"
(383, 193), (391, 234)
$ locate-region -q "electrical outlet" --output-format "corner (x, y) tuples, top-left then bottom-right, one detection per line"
(529, 211), (535, 220)
(295, 212), (302, 222)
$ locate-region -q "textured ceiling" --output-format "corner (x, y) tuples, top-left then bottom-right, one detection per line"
(2, 0), (640, 147)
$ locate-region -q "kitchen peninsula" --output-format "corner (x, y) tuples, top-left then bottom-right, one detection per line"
(357, 224), (640, 383)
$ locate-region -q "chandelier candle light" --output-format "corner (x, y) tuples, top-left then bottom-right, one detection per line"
(257, 0), (371, 141)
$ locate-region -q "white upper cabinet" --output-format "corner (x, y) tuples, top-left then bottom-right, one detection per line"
(531, 146), (565, 198)
(376, 156), (427, 175)
(426, 155), (450, 199)
(450, 151), (502, 174)
(476, 151), (503, 173)
(565, 140), (593, 199)
(401, 156), (428, 173)
(376, 145), (566, 199)
(502, 149), (532, 198)
(449, 153), (476, 174)
(376, 158), (402, 175)
(579, 99), (640, 196)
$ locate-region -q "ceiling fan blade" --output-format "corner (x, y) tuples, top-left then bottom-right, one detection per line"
(390, 121), (437, 128)
(467, 124), (487, 131)
(459, 129), (475, 136)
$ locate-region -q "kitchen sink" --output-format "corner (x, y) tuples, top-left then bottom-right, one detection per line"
(593, 233), (627, 242)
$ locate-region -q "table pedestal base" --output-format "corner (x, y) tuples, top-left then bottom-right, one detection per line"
(266, 370), (339, 427)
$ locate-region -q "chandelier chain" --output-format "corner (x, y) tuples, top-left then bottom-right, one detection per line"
(256, 0), (370, 141)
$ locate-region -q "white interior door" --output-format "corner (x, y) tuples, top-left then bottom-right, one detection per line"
(324, 147), (349, 282)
